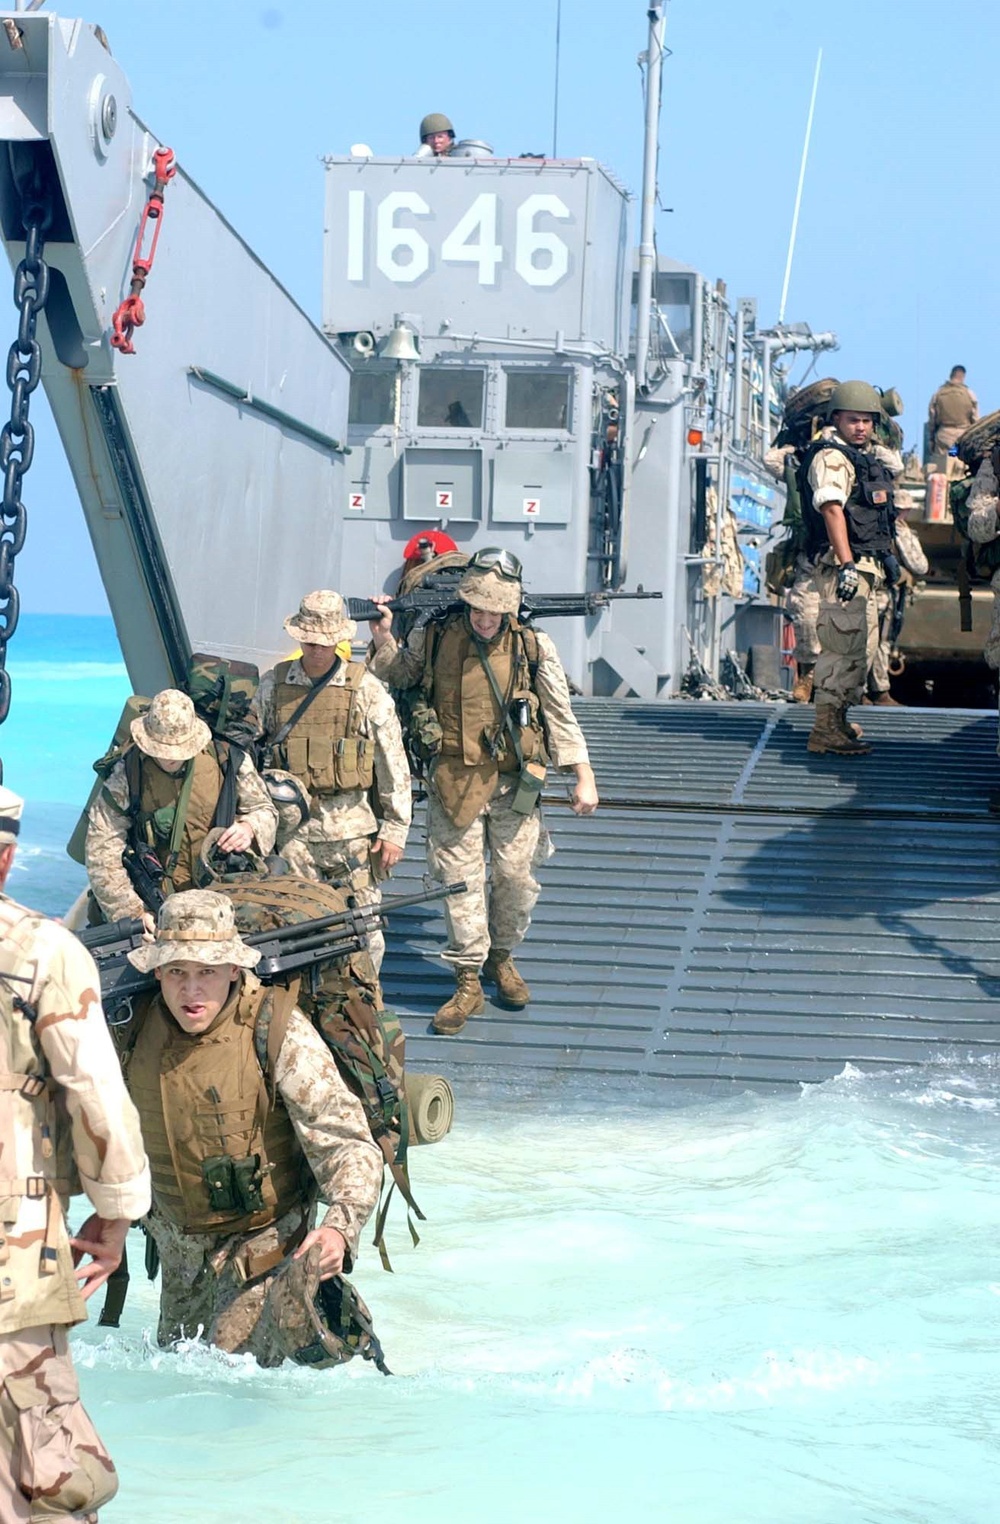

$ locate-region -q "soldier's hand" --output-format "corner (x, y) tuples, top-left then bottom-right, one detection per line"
(140, 911), (156, 940)
(836, 562), (859, 603)
(71, 1214), (130, 1300)
(216, 820), (254, 853)
(570, 764), (599, 816)
(374, 839), (404, 873)
(369, 596), (394, 648)
(294, 1225), (348, 1280)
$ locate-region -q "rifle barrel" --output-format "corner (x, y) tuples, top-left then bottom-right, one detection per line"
(348, 591), (661, 622)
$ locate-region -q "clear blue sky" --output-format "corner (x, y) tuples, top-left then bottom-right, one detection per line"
(10, 0), (994, 612)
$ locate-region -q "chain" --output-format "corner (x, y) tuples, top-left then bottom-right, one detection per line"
(0, 186), (51, 747)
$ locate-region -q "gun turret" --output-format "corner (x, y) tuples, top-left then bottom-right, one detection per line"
(348, 588), (662, 624)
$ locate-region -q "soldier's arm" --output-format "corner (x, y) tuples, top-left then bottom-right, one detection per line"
(807, 447), (856, 565)
(233, 750), (278, 854)
(252, 668), (277, 745)
(968, 459), (1000, 543)
(274, 1011), (383, 1271)
(84, 765), (145, 922)
(367, 613), (427, 689)
(360, 676), (412, 855)
(33, 926), (151, 1222)
(533, 632), (598, 814)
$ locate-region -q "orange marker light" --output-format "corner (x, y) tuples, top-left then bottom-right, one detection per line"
(687, 427), (704, 447)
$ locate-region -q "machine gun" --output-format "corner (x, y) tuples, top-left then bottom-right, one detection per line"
(347, 588), (662, 625)
(78, 882), (465, 1021)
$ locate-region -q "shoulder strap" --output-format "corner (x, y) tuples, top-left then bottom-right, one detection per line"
(269, 658), (344, 751)
(253, 978), (301, 1101)
(210, 741), (242, 831)
(472, 633), (523, 768)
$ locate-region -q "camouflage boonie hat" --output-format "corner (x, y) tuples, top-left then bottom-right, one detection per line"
(258, 1245), (390, 1373)
(126, 889), (261, 973)
(284, 590), (357, 648)
(457, 567), (522, 616)
(130, 688), (211, 763)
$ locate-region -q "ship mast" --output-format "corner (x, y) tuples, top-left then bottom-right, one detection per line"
(634, 1), (667, 393)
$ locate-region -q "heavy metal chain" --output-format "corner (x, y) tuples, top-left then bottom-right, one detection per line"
(0, 189), (51, 748)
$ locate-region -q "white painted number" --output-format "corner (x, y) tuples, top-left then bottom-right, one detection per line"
(348, 192), (571, 289)
(375, 191), (431, 283)
(514, 194), (571, 288)
(436, 490), (453, 510)
(349, 492), (366, 511)
(441, 194), (502, 286)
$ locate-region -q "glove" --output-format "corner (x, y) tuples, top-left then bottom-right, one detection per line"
(836, 562), (859, 603)
(882, 552), (902, 587)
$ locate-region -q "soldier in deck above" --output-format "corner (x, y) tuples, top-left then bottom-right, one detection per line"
(256, 591), (412, 975)
(120, 890), (383, 1366)
(928, 366), (978, 454)
(416, 112), (456, 157)
(369, 549), (598, 1034)
(0, 785), (150, 1522)
(85, 689), (277, 930)
(798, 381), (902, 757)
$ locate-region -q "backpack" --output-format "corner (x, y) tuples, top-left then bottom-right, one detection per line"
(185, 653), (260, 749)
(773, 377), (839, 451)
(65, 693), (151, 865)
(221, 877), (425, 1270)
(950, 474), (1000, 581)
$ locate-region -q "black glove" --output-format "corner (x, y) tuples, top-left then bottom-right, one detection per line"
(836, 562), (859, 603)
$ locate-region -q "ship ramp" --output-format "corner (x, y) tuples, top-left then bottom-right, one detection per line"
(383, 701), (1000, 1092)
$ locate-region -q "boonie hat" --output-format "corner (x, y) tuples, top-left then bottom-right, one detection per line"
(0, 783), (23, 847)
(283, 590), (357, 648)
(126, 889), (261, 973)
(131, 689), (211, 763)
(458, 568), (522, 617)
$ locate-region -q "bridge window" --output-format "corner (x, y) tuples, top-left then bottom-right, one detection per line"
(348, 369), (396, 426)
(505, 370), (571, 430)
(417, 369), (484, 429)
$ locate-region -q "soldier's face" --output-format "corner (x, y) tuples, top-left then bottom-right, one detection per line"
(833, 410), (875, 447)
(468, 608), (503, 640)
(156, 961), (238, 1033)
(300, 641), (338, 679)
(425, 130), (453, 154)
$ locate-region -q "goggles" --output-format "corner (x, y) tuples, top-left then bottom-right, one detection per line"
(466, 547), (523, 581)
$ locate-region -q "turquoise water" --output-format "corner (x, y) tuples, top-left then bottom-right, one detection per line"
(7, 617), (1000, 1523)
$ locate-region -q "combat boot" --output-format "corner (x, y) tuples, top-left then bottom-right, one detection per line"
(869, 692), (901, 706)
(432, 968), (485, 1035)
(790, 663), (815, 703)
(807, 704), (871, 756)
(483, 949), (531, 1008)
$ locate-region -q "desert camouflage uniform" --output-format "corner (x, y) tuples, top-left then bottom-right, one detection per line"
(0, 896), (150, 1522)
(256, 660), (412, 973)
(808, 430), (903, 710)
(143, 1003), (382, 1364)
(371, 624), (589, 968)
(928, 380), (978, 454)
(85, 750), (277, 922)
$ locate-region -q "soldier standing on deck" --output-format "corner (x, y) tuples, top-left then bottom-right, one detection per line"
(928, 366), (978, 454)
(0, 785), (150, 1523)
(369, 549), (598, 1034)
(798, 381), (900, 756)
(256, 591), (412, 976)
(85, 689), (277, 931)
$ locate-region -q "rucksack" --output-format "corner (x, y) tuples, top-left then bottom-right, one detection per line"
(65, 693), (151, 865)
(950, 474), (1000, 581)
(185, 653), (260, 749)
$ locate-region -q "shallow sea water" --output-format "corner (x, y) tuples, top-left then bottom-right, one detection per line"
(7, 618), (1000, 1523)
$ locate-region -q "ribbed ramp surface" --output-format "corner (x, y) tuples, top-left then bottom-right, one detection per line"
(383, 702), (1000, 1091)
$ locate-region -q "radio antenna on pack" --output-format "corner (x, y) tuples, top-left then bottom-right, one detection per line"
(778, 47), (822, 325)
(551, 0), (563, 158)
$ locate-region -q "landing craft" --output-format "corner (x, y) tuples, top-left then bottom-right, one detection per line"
(0, 4), (996, 1088)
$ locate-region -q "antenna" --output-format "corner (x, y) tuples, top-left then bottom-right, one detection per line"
(551, 0), (562, 158)
(778, 47), (822, 326)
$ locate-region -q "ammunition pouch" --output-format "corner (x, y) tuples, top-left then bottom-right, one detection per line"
(509, 761), (546, 816)
(201, 1153), (267, 1216)
(399, 691), (443, 763)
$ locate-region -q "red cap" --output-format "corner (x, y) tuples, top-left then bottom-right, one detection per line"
(403, 530), (459, 562)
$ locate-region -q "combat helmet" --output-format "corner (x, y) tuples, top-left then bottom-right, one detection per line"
(194, 826), (271, 889)
(419, 112), (454, 141)
(828, 380), (882, 417)
(262, 768), (311, 849)
(259, 1244), (390, 1374)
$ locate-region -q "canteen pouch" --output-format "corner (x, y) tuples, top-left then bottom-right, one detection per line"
(202, 1153), (266, 1215)
(509, 761), (546, 816)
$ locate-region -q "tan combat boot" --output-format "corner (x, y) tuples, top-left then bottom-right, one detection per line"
(790, 663), (815, 703)
(432, 968), (485, 1035)
(869, 692), (901, 706)
(483, 949), (531, 1008)
(807, 704), (872, 756)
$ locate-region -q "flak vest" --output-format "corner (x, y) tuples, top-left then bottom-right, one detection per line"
(271, 661), (375, 797)
(129, 746), (225, 893)
(932, 383), (975, 430)
(800, 437), (896, 562)
(126, 977), (306, 1237)
(0, 915), (83, 1333)
(424, 616), (548, 829)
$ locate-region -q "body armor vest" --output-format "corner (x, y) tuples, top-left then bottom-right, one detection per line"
(271, 661), (374, 797)
(932, 383), (975, 431)
(126, 976), (306, 1236)
(130, 746), (226, 893)
(800, 437), (896, 560)
(0, 915), (83, 1332)
(423, 615), (548, 828)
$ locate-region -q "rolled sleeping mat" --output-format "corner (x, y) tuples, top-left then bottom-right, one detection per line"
(404, 1072), (455, 1145)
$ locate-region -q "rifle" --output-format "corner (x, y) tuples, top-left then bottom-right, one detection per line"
(78, 882), (466, 1021)
(347, 588), (662, 625)
(121, 843), (166, 915)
